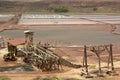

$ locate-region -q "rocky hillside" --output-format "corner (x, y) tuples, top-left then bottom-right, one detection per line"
(0, 0), (120, 13)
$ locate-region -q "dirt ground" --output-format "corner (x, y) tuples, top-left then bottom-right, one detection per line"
(0, 19), (28, 32)
(0, 45), (120, 80)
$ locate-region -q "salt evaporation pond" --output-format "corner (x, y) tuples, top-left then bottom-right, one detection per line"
(1, 28), (120, 46)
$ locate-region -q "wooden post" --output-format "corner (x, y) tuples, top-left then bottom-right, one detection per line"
(84, 45), (88, 75)
(83, 52), (85, 67)
(108, 52), (110, 69)
(98, 53), (102, 74)
(105, 46), (111, 69)
(93, 46), (102, 75)
(110, 44), (114, 71)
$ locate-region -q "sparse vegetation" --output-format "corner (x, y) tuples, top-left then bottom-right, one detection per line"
(89, 65), (96, 69)
(93, 7), (98, 11)
(33, 75), (60, 80)
(63, 78), (80, 80)
(53, 7), (69, 13)
(50, 75), (59, 80)
(0, 76), (11, 80)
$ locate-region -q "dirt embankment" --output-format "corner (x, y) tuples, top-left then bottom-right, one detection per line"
(29, 24), (115, 33)
(0, 24), (28, 32)
(0, 15), (28, 32)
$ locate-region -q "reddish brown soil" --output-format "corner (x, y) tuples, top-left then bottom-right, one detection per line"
(0, 45), (120, 80)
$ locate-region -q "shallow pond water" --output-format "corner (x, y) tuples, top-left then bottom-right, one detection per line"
(1, 28), (120, 45)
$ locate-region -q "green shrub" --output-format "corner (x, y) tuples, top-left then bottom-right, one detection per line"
(7, 52), (14, 56)
(54, 7), (69, 13)
(50, 75), (59, 80)
(93, 7), (97, 11)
